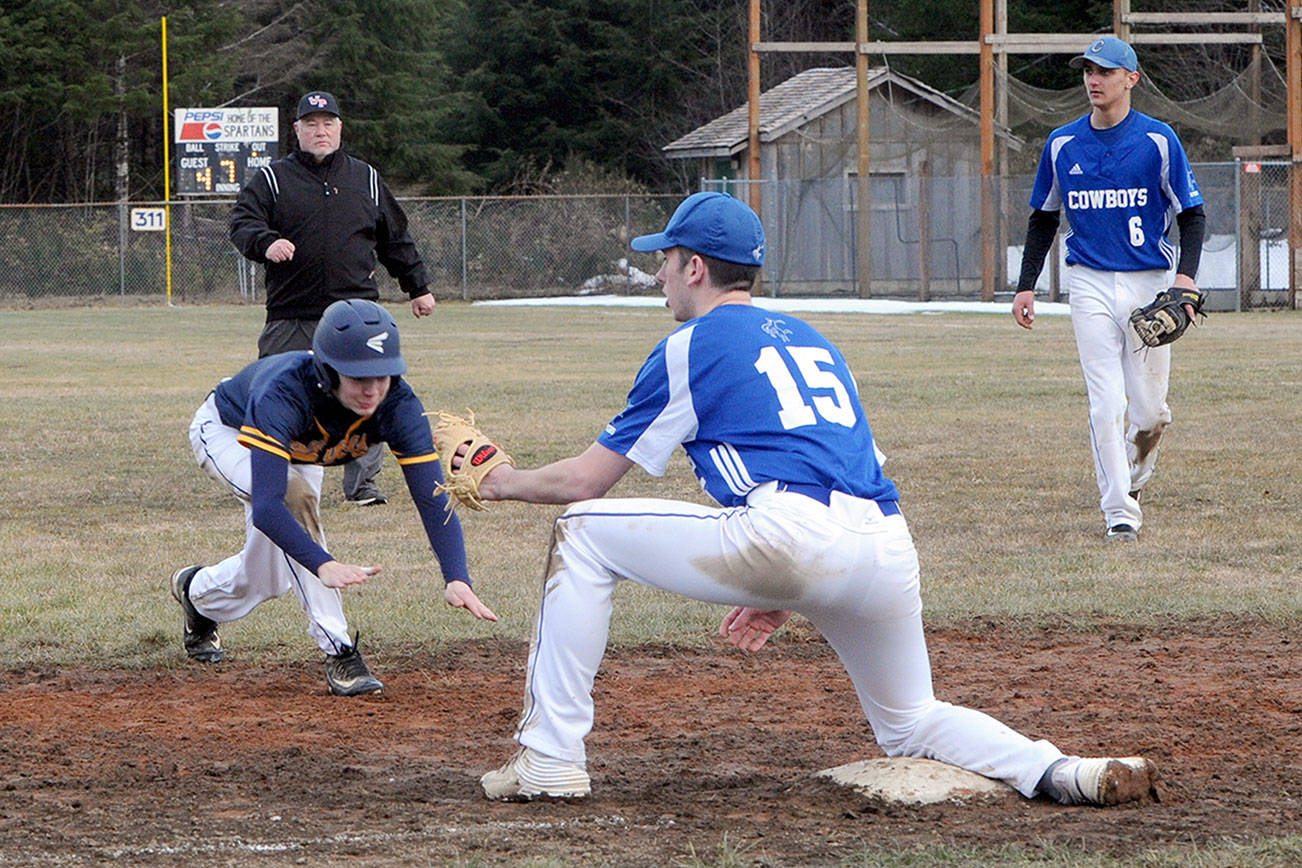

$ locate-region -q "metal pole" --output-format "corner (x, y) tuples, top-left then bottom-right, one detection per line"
(1288, 4), (1301, 309)
(1234, 161), (1243, 312)
(461, 197), (469, 301)
(119, 205), (127, 296)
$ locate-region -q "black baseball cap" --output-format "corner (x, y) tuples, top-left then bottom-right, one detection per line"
(296, 91), (340, 120)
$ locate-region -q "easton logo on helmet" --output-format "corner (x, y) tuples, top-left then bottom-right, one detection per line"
(470, 444), (498, 467)
(365, 331), (390, 354)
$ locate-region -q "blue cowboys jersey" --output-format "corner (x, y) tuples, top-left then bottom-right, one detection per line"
(1028, 109), (1203, 272)
(212, 352), (437, 468)
(598, 304), (899, 507)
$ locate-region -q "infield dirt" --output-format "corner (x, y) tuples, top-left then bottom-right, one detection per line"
(1, 617), (1297, 865)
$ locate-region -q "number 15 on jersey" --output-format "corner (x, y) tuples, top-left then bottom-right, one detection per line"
(754, 345), (857, 429)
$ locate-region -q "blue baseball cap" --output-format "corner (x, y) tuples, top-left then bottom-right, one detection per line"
(631, 192), (765, 266)
(1069, 36), (1138, 73)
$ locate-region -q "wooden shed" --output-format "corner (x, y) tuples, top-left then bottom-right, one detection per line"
(664, 66), (1023, 296)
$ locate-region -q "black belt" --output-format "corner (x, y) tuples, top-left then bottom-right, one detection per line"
(778, 482), (900, 516)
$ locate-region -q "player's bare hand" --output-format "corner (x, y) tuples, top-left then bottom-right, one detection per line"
(317, 560), (379, 589)
(411, 292), (436, 318)
(444, 580), (498, 621)
(265, 238), (295, 263)
(1012, 290), (1036, 330)
(720, 606), (793, 653)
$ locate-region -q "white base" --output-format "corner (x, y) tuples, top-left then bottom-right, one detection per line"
(817, 757), (1018, 806)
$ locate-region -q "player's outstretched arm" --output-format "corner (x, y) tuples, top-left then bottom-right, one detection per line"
(444, 580), (498, 621)
(720, 607), (794, 653)
(476, 441), (634, 505)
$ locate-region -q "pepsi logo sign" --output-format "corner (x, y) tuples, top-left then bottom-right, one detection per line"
(179, 121), (223, 141)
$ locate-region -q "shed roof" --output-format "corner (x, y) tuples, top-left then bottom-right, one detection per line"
(664, 66), (1020, 159)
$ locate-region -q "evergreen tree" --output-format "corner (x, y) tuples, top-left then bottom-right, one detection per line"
(308, 0), (478, 194)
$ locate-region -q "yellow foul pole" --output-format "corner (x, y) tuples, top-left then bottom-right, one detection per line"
(162, 16), (174, 305)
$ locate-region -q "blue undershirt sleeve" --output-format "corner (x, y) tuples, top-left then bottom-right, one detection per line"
(249, 447), (332, 574)
(402, 460), (471, 586)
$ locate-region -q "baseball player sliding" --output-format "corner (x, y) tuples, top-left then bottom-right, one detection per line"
(171, 300), (495, 697)
(440, 192), (1159, 806)
(1014, 36), (1206, 541)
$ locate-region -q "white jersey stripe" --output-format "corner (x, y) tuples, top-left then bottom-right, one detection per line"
(260, 166), (279, 201)
(368, 166), (379, 206)
(1040, 134), (1074, 211)
(721, 443), (758, 490)
(709, 448), (748, 497)
(709, 443), (759, 497)
(625, 324), (699, 476)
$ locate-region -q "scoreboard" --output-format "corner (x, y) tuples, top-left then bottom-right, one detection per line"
(174, 107), (279, 196)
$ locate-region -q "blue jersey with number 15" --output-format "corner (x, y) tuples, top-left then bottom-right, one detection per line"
(1028, 109), (1203, 273)
(597, 304), (899, 507)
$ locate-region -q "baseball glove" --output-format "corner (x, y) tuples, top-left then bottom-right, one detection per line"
(1129, 286), (1207, 348)
(425, 410), (513, 513)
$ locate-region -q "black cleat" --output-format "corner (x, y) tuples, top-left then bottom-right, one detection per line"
(325, 634), (384, 696)
(169, 565), (222, 663)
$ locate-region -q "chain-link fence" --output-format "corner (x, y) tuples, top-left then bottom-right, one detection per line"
(0, 170), (1294, 308)
(0, 195), (684, 306)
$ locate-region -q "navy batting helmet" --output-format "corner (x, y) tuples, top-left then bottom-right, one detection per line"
(312, 300), (406, 384)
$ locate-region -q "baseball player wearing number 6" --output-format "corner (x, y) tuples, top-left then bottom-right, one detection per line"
(466, 192), (1158, 805)
(171, 299), (496, 696)
(1014, 36), (1206, 541)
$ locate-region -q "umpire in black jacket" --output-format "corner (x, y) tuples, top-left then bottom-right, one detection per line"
(230, 90), (436, 506)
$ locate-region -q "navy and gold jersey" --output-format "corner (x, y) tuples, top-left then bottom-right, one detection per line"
(211, 352), (437, 470)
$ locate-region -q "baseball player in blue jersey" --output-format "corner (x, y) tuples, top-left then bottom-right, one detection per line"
(468, 192), (1157, 806)
(1014, 36), (1205, 541)
(171, 299), (496, 696)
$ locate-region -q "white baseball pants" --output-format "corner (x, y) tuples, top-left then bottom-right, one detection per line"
(1066, 265), (1173, 529)
(186, 394), (352, 654)
(512, 482), (1064, 797)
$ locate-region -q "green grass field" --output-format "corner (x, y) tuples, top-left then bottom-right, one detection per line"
(1, 301), (1298, 670)
(2, 301), (1301, 866)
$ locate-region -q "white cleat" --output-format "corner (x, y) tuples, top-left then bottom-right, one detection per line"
(1040, 756), (1159, 806)
(480, 747), (591, 801)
